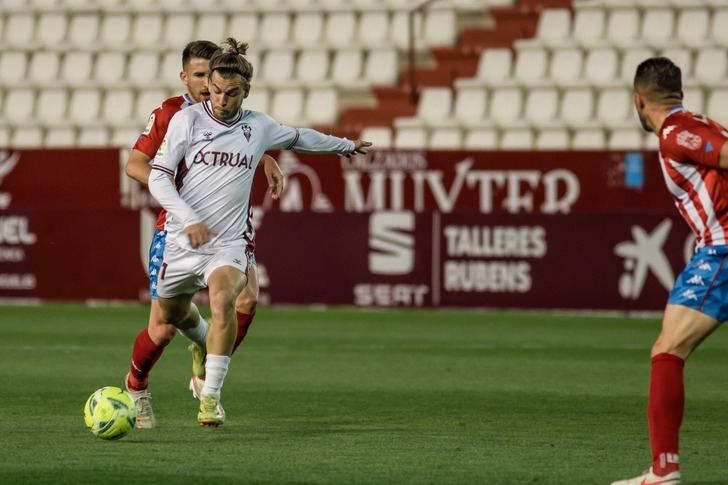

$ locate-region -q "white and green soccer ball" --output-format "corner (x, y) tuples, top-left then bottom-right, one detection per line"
(83, 386), (137, 440)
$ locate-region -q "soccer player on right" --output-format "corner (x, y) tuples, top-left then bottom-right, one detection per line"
(612, 58), (728, 485)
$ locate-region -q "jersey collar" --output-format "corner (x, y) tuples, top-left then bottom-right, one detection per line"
(203, 100), (243, 127)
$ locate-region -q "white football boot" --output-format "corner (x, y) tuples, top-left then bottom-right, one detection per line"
(125, 373), (156, 429)
(611, 467), (681, 485)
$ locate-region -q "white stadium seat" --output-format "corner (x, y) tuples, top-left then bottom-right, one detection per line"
(69, 88), (101, 123)
(464, 128), (498, 149)
(160, 51), (182, 87)
(133, 14), (163, 48)
(489, 87), (523, 125)
(549, 48), (583, 86)
(358, 11), (389, 46)
(68, 14), (99, 47)
(683, 87), (705, 114)
(572, 8), (605, 47)
(60, 51), (93, 86)
(0, 127), (9, 148)
(596, 88), (631, 128)
(710, 9), (728, 46)
(364, 49), (398, 85)
(135, 89), (166, 120)
(500, 129), (534, 149)
(429, 128), (462, 149)
(661, 48), (693, 78)
(5, 14), (36, 46)
(606, 8), (640, 48)
(271, 88), (304, 125)
(453, 87), (488, 126)
(261, 50), (296, 85)
(260, 13), (291, 47)
(360, 126), (392, 149)
(524, 88), (559, 127)
(44, 127), (76, 147)
(394, 127), (427, 149)
(676, 8), (709, 47)
(37, 89), (68, 123)
(513, 48), (548, 86)
(163, 14), (194, 48)
(415, 87), (452, 125)
(325, 12), (356, 47)
(102, 89), (134, 126)
(572, 129), (606, 149)
(78, 127), (110, 147)
(530, 8), (571, 47)
(4, 89), (35, 123)
(111, 127), (142, 148)
(641, 9), (674, 48)
(292, 12), (324, 46)
(128, 52), (160, 86)
(331, 49), (363, 86)
(608, 129), (642, 150)
(583, 48), (618, 86)
(244, 89), (269, 113)
(0, 51), (28, 84)
(424, 9), (456, 46)
(100, 14), (131, 47)
(561, 88), (594, 127)
(706, 89), (728, 122)
(229, 14), (259, 43)
(95, 52), (126, 85)
(694, 48), (728, 85)
(195, 14), (226, 42)
(36, 13), (67, 45)
(296, 50), (330, 86)
(305, 88), (337, 125)
(390, 11), (423, 49)
(536, 129), (570, 150)
(620, 48), (655, 85)
(11, 127), (43, 148)
(29, 52), (60, 85)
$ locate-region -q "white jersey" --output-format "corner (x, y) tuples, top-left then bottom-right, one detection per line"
(149, 100), (355, 252)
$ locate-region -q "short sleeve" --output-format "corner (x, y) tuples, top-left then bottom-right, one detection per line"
(661, 119), (728, 167)
(150, 110), (189, 175)
(133, 104), (175, 158)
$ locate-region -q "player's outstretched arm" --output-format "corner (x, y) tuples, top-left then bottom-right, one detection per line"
(125, 149), (153, 185)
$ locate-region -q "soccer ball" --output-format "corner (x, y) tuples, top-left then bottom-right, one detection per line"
(83, 386), (137, 440)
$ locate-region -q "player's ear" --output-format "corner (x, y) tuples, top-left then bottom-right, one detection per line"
(179, 70), (187, 84)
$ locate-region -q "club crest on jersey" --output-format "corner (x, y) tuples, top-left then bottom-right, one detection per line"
(242, 123), (252, 141)
(677, 130), (702, 150)
(203, 131), (213, 140)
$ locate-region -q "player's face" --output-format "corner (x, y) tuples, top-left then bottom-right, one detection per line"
(633, 91), (653, 132)
(181, 58), (211, 103)
(209, 72), (245, 120)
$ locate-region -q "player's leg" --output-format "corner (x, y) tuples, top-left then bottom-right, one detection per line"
(197, 261), (247, 426)
(233, 258), (259, 352)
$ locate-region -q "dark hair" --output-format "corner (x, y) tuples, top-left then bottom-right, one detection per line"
(209, 37), (254, 97)
(182, 40), (221, 69)
(634, 57), (683, 103)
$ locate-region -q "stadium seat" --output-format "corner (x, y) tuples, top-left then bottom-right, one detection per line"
(606, 8), (640, 48)
(0, 127), (9, 148)
(36, 13), (67, 45)
(429, 127), (462, 149)
(99, 14), (131, 47)
(29, 52), (60, 86)
(500, 129), (534, 149)
(706, 89), (728, 122)
(271, 88), (304, 125)
(549, 48), (583, 87)
(260, 13), (291, 47)
(160, 51), (181, 87)
(305, 88), (337, 124)
(135, 89), (166, 120)
(4, 89), (35, 123)
(364, 49), (398, 85)
(128, 52), (160, 87)
(455, 48), (513, 88)
(68, 14), (99, 47)
(261, 50), (296, 85)
(163, 14), (194, 48)
(331, 49), (363, 87)
(394, 127), (427, 149)
(683, 87), (705, 114)
(524, 88), (559, 128)
(710, 9), (728, 46)
(111, 127), (141, 148)
(524, 8), (571, 48)
(608, 129), (642, 150)
(102, 89), (134, 126)
(463, 128), (498, 149)
(358, 11), (389, 46)
(596, 88), (631, 128)
(660, 48), (692, 78)
(44, 127), (76, 147)
(453, 87), (488, 127)
(694, 48), (727, 86)
(325, 12), (356, 47)
(37, 89), (68, 123)
(489, 87), (523, 126)
(619, 47), (655, 85)
(296, 50), (330, 86)
(423, 9), (456, 46)
(535, 129), (570, 149)
(513, 48), (548, 86)
(561, 88), (594, 128)
(641, 8), (674, 48)
(583, 48), (618, 86)
(292, 12), (324, 46)
(360, 126), (392, 148)
(416, 87), (453, 126)
(245, 88), (269, 113)
(229, 14), (259, 44)
(390, 11), (423, 49)
(5, 14), (36, 46)
(77, 127), (110, 147)
(95, 52), (126, 86)
(0, 51), (28, 84)
(11, 127), (43, 147)
(572, 8), (606, 47)
(61, 51), (93, 87)
(133, 14), (163, 48)
(195, 14), (226, 42)
(572, 129), (606, 149)
(675, 8), (709, 48)
(69, 88), (101, 124)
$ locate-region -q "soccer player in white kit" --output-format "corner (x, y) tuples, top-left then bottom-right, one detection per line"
(148, 38), (371, 426)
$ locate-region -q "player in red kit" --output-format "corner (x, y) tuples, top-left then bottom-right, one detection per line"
(612, 58), (728, 485)
(123, 40), (284, 428)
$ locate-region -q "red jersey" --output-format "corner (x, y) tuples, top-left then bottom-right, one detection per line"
(133, 93), (195, 230)
(658, 107), (728, 247)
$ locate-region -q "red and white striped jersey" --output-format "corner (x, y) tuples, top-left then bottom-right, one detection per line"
(658, 107), (728, 248)
(133, 93), (195, 230)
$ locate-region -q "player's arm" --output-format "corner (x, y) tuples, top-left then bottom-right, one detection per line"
(718, 141), (728, 170)
(261, 154), (285, 199)
(147, 113), (209, 246)
(125, 149), (153, 185)
(666, 121), (728, 169)
(264, 115), (371, 156)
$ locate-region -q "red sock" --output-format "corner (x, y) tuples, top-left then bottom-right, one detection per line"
(127, 329), (167, 391)
(232, 312), (255, 353)
(648, 353), (684, 476)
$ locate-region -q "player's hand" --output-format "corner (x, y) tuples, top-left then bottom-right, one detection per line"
(185, 223), (215, 249)
(263, 157), (286, 200)
(350, 139), (372, 156)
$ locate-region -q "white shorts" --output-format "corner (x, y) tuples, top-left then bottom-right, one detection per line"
(155, 243), (249, 298)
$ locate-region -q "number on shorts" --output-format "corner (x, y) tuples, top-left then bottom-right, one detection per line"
(160, 262), (168, 280)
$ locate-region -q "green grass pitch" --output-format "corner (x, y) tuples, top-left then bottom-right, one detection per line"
(1, 304), (727, 484)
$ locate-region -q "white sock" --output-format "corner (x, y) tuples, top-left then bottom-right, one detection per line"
(178, 315), (209, 349)
(201, 354), (230, 399)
